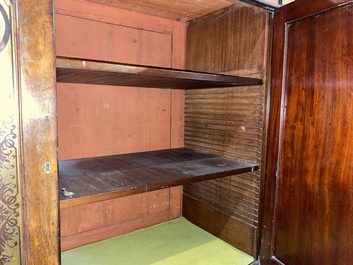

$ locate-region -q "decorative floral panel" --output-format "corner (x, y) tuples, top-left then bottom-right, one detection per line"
(0, 0), (22, 264)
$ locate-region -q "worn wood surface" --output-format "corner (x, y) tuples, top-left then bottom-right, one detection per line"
(86, 0), (233, 21)
(56, 57), (262, 88)
(260, 1), (353, 264)
(184, 3), (270, 256)
(16, 0), (59, 264)
(59, 148), (259, 208)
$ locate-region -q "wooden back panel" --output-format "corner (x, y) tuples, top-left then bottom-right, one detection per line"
(56, 0), (185, 160)
(56, 0), (186, 250)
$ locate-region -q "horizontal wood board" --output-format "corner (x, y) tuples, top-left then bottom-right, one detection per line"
(56, 57), (262, 89)
(86, 0), (234, 22)
(183, 2), (269, 244)
(60, 187), (182, 250)
(59, 148), (258, 208)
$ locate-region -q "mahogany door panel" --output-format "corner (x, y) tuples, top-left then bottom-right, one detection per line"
(268, 3), (353, 265)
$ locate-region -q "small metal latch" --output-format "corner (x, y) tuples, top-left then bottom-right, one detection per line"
(61, 188), (75, 197)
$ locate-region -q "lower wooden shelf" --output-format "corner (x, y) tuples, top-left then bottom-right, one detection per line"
(59, 147), (259, 208)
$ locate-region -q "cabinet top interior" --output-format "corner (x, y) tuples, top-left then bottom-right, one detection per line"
(84, 0), (291, 22)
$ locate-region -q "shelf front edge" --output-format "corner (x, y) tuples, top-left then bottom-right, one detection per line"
(56, 57), (263, 89)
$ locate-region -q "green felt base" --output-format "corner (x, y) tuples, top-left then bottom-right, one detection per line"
(61, 217), (254, 265)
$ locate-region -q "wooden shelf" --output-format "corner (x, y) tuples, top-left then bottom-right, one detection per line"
(56, 57), (262, 89)
(59, 148), (259, 208)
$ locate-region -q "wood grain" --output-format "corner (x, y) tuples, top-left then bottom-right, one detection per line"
(260, 1), (353, 264)
(59, 148), (259, 208)
(56, 57), (263, 88)
(183, 195), (257, 255)
(184, 3), (270, 256)
(60, 189), (174, 250)
(276, 4), (353, 265)
(55, 0), (174, 34)
(16, 0), (59, 264)
(86, 0), (233, 22)
(55, 11), (173, 160)
(55, 1), (186, 251)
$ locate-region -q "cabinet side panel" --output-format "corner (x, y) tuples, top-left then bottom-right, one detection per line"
(184, 2), (270, 256)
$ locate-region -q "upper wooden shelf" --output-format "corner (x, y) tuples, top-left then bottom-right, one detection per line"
(59, 148), (259, 208)
(56, 57), (262, 89)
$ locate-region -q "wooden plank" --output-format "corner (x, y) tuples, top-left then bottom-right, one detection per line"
(60, 189), (174, 250)
(55, 12), (173, 160)
(55, 0), (174, 34)
(59, 148), (259, 208)
(86, 0), (234, 22)
(16, 0), (59, 264)
(57, 84), (171, 159)
(55, 14), (173, 65)
(56, 57), (263, 88)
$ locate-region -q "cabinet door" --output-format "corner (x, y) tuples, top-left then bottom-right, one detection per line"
(13, 0), (59, 264)
(261, 1), (353, 264)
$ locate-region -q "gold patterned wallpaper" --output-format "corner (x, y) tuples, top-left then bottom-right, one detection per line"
(0, 0), (22, 264)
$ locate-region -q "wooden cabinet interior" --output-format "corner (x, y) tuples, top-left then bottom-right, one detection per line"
(56, 54), (262, 208)
(56, 0), (270, 257)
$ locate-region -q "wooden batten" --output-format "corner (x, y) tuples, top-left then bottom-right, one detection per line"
(183, 3), (270, 255)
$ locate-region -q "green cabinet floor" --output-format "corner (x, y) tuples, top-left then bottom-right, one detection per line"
(61, 217), (253, 265)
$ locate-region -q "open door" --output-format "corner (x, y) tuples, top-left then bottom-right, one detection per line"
(261, 0), (353, 264)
